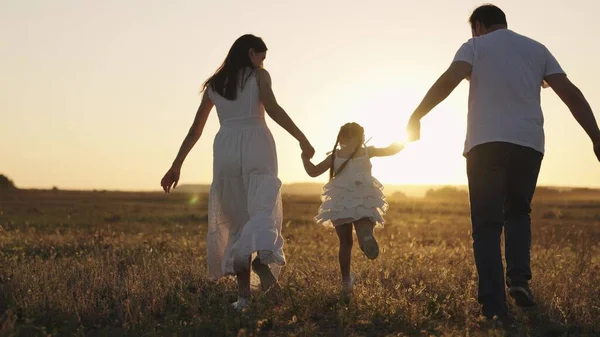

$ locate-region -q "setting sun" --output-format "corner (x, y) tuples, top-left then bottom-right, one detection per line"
(315, 83), (469, 186)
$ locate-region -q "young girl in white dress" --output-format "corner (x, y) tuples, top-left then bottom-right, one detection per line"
(301, 122), (404, 293)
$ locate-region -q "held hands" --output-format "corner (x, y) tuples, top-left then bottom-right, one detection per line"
(160, 165), (181, 193)
(299, 137), (315, 159)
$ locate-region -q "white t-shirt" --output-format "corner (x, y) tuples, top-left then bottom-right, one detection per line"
(453, 29), (565, 156)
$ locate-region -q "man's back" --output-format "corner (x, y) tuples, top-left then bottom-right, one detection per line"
(453, 29), (564, 155)
(406, 4), (600, 320)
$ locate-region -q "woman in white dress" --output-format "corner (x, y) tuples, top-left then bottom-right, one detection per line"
(160, 34), (315, 311)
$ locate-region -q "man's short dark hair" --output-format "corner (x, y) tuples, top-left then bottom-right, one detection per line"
(469, 4), (507, 30)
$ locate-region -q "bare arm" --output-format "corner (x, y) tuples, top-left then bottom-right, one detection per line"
(301, 154), (332, 178)
(410, 61), (472, 121)
(367, 143), (404, 158)
(257, 69), (311, 145)
(172, 91), (214, 168)
(545, 73), (600, 144)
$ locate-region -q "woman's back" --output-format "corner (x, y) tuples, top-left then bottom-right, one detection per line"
(207, 71), (264, 124)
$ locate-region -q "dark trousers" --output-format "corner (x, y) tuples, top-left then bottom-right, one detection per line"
(466, 142), (543, 317)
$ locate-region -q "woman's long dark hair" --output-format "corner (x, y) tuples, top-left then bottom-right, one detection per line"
(329, 123), (365, 180)
(202, 34), (267, 100)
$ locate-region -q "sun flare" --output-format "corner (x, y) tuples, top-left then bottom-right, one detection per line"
(323, 86), (467, 186)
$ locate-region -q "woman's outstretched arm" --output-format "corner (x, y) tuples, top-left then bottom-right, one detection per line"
(172, 91), (214, 167)
(257, 68), (315, 158)
(161, 91), (213, 193)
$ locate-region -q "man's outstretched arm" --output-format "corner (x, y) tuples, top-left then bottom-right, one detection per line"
(406, 61), (471, 141)
(411, 61), (472, 120)
(545, 73), (600, 144)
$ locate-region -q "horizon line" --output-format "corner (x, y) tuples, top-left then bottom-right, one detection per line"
(6, 182), (600, 193)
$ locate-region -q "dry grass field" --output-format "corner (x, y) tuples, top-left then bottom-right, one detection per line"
(1, 189), (599, 336)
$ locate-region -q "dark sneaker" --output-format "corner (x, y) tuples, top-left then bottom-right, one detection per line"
(509, 285), (537, 307)
(482, 306), (508, 320)
(355, 223), (379, 259)
(251, 257), (279, 292)
(479, 313), (516, 329)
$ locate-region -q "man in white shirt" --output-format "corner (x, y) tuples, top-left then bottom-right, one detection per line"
(406, 4), (600, 320)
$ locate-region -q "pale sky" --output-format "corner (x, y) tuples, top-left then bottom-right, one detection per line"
(1, 0), (599, 190)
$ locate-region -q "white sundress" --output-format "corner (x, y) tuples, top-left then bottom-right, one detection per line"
(205, 71), (285, 282)
(314, 147), (388, 227)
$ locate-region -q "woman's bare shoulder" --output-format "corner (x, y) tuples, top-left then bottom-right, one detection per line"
(256, 68), (271, 87)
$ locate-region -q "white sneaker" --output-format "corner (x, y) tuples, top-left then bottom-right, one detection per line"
(231, 297), (250, 312)
(343, 272), (357, 293)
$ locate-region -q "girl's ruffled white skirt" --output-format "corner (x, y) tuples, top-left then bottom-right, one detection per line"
(314, 174), (388, 227)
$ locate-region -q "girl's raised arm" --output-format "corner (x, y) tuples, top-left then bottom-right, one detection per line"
(367, 143), (404, 158)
